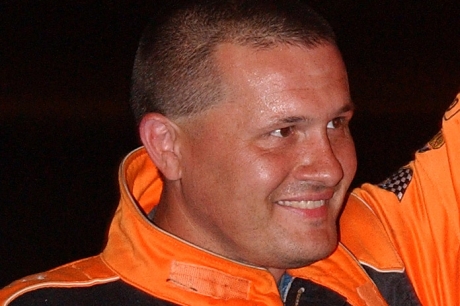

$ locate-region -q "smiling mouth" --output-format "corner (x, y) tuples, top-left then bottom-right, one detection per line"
(277, 200), (325, 209)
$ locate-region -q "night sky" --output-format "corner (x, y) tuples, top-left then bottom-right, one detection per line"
(1, 1), (460, 287)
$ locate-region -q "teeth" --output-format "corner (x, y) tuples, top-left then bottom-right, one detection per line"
(277, 200), (325, 209)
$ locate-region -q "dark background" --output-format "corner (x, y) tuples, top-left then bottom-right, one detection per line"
(1, 1), (460, 287)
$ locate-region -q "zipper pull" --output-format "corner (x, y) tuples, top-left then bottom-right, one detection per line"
(294, 287), (305, 306)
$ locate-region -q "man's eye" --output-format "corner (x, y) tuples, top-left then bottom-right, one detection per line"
(270, 126), (294, 138)
(327, 117), (346, 129)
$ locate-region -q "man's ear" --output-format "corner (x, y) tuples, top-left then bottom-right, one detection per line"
(139, 113), (182, 181)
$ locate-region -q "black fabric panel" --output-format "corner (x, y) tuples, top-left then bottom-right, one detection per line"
(285, 278), (350, 306)
(9, 280), (178, 306)
(362, 265), (422, 306)
(8, 268), (422, 305)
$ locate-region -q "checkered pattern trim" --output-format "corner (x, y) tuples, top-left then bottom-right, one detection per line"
(378, 167), (413, 201)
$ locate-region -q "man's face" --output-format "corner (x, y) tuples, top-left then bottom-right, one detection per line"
(172, 43), (356, 276)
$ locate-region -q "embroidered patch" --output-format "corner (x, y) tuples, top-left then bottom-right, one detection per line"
(418, 130), (444, 153)
(378, 167), (413, 201)
(444, 96), (460, 120)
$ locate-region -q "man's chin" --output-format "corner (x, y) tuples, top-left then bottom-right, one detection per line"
(274, 241), (339, 270)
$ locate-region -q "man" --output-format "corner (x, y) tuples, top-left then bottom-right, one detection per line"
(1, 1), (458, 305)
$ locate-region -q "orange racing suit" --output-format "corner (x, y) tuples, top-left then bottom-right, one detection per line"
(1, 94), (459, 305)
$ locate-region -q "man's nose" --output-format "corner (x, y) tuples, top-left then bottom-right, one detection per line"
(292, 134), (344, 187)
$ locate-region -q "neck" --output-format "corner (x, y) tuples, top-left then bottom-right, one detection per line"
(269, 268), (287, 283)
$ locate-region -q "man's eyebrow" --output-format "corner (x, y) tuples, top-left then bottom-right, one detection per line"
(278, 102), (355, 124)
(281, 116), (307, 124)
(337, 102), (355, 115)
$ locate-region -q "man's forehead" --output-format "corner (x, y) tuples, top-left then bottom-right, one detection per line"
(213, 42), (347, 91)
(202, 42), (351, 123)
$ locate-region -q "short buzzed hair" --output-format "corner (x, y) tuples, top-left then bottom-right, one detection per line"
(130, 0), (336, 123)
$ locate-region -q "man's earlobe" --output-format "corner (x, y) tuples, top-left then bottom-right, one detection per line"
(139, 113), (182, 180)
